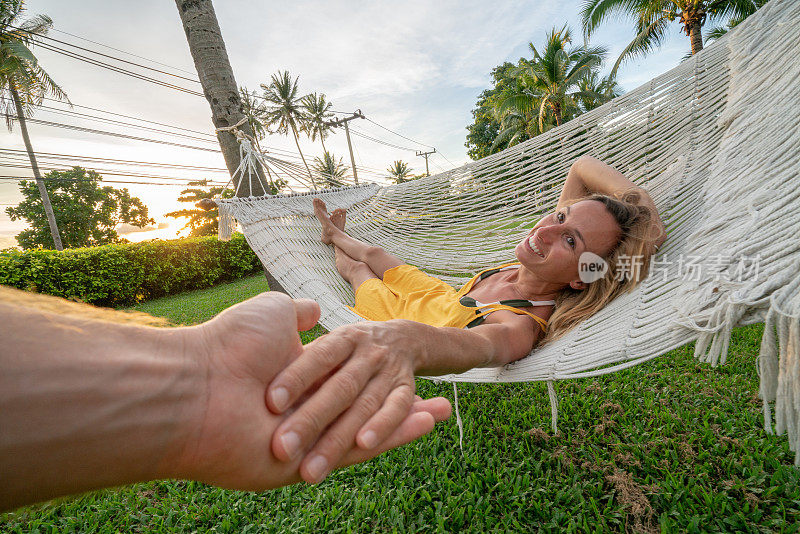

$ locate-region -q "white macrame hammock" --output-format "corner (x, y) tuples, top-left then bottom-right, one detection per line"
(217, 0), (800, 464)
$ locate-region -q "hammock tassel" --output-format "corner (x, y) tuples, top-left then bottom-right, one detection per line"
(453, 383), (464, 454)
(547, 381), (559, 435)
(773, 314), (800, 466)
(217, 202), (236, 241)
(758, 309), (778, 434)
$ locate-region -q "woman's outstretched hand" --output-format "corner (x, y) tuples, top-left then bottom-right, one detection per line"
(266, 320), (430, 484)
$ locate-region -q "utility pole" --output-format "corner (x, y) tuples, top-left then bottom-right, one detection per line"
(416, 148), (436, 176)
(324, 110), (365, 184)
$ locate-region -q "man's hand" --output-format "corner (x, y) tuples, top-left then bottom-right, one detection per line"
(265, 320), (431, 484)
(173, 295), (450, 490)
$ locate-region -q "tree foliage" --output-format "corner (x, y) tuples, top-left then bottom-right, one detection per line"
(581, 0), (765, 74)
(465, 63), (517, 160)
(6, 167), (153, 249)
(312, 151), (348, 188)
(465, 27), (615, 161)
(301, 91), (334, 152)
(386, 160), (414, 184)
(165, 180), (235, 237)
(0, 0), (68, 128)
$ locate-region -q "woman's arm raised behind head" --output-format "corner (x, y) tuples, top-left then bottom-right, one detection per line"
(558, 155), (666, 249)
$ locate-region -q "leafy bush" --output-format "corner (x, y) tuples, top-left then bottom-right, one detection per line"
(0, 233), (262, 307)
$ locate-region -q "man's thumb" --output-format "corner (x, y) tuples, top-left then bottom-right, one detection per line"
(293, 299), (321, 332)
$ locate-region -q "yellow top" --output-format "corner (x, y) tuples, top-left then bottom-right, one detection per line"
(350, 262), (552, 332)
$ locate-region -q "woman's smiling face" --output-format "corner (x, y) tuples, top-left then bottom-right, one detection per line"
(515, 199), (622, 288)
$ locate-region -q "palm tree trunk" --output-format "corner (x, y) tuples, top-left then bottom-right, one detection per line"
(689, 22), (704, 55)
(175, 0), (286, 294)
(174, 0), (266, 197)
(291, 123), (317, 189)
(320, 135), (327, 156)
(10, 86), (63, 251)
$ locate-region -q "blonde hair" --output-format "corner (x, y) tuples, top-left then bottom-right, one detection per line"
(542, 189), (659, 344)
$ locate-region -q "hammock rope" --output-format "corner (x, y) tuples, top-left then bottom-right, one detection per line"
(217, 0), (800, 464)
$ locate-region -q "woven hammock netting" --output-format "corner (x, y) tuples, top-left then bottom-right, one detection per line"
(218, 0), (800, 463)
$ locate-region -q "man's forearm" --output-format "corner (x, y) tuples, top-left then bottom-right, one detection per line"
(0, 303), (201, 511)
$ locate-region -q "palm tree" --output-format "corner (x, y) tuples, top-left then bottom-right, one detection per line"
(165, 180), (234, 237)
(581, 0), (764, 76)
(174, 0), (266, 197)
(1, 0), (67, 250)
(498, 26), (606, 133)
(491, 75), (545, 150)
(175, 0), (280, 293)
(238, 85), (282, 192)
(302, 92), (334, 154)
(705, 0), (767, 44)
(239, 86), (268, 142)
(387, 160), (413, 184)
(261, 70), (316, 189)
(576, 71), (622, 112)
(312, 151), (348, 188)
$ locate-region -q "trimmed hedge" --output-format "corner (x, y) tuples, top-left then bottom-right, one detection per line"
(0, 233), (263, 307)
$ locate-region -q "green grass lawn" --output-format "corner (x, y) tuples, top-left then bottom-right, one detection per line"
(3, 277), (799, 532)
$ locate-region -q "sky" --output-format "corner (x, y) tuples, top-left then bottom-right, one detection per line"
(0, 0), (693, 248)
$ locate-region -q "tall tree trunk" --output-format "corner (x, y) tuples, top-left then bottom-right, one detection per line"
(552, 101), (562, 126)
(689, 22), (704, 55)
(291, 122), (316, 189)
(10, 86), (63, 251)
(175, 0), (285, 293)
(174, 0), (266, 197)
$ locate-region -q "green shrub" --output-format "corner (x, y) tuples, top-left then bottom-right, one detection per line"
(0, 234), (262, 307)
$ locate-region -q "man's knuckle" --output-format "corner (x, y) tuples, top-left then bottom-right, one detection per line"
(355, 392), (383, 416)
(295, 409), (324, 435)
(336, 373), (362, 400)
(322, 431), (353, 453)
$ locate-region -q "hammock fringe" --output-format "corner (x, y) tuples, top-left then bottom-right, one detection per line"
(217, 202), (236, 241)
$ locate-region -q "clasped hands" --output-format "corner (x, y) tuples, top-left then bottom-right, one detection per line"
(183, 292), (450, 489)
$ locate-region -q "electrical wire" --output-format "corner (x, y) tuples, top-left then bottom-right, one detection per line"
(0, 149), (228, 172)
(36, 106), (219, 144)
(0, 175), (220, 187)
(0, 160), (227, 184)
(365, 117), (435, 149)
(40, 97), (217, 138)
(8, 115), (221, 152)
(50, 27), (199, 76)
(17, 28), (202, 84)
(32, 41), (204, 97)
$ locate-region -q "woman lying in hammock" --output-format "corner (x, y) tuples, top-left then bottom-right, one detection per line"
(267, 155), (666, 483)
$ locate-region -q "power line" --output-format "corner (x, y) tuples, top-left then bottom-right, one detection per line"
(50, 27), (199, 77)
(0, 149), (228, 172)
(40, 97), (217, 138)
(32, 41), (204, 97)
(21, 28), (202, 84)
(18, 26), (456, 172)
(365, 117), (435, 150)
(9, 115), (221, 152)
(0, 176), (221, 187)
(36, 97), (340, 165)
(36, 106), (218, 144)
(348, 126), (417, 152)
(0, 160), (227, 184)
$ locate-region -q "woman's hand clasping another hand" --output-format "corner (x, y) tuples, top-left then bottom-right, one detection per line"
(178, 298), (449, 490)
(266, 319), (428, 484)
